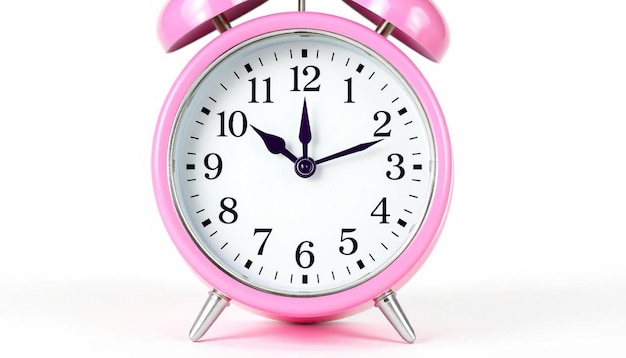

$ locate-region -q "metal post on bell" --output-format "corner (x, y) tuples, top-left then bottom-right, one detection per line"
(212, 13), (232, 33)
(375, 20), (395, 38)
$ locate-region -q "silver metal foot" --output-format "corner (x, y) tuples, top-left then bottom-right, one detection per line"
(189, 290), (230, 342)
(375, 290), (416, 343)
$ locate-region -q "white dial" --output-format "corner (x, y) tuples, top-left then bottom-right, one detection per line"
(170, 30), (436, 296)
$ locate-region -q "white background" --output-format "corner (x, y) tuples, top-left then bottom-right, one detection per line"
(1, 0), (625, 356)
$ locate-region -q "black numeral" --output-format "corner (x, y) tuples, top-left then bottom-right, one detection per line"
(219, 197), (238, 224)
(373, 111), (391, 137)
(203, 153), (222, 180)
(344, 78), (355, 103)
(249, 77), (273, 103)
(371, 198), (390, 224)
(295, 241), (315, 269)
(253, 228), (272, 255)
(339, 228), (358, 256)
(218, 111), (248, 137)
(386, 154), (405, 180)
(291, 66), (321, 92)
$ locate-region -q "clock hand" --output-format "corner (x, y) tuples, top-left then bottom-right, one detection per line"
(299, 98), (311, 158)
(315, 139), (383, 165)
(251, 125), (298, 163)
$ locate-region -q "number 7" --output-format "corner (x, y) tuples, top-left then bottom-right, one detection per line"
(254, 228), (273, 255)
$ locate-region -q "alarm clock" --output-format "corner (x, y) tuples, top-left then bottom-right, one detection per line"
(152, 0), (452, 343)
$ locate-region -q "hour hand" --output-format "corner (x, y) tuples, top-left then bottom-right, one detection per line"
(251, 126), (298, 163)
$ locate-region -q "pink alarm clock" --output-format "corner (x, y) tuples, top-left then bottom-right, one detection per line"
(152, 0), (452, 343)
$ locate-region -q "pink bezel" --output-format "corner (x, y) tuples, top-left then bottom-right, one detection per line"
(152, 12), (453, 322)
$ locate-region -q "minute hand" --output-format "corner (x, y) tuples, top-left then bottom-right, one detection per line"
(315, 139), (383, 165)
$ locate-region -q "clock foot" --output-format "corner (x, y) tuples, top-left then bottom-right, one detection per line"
(189, 290), (230, 342)
(375, 290), (416, 344)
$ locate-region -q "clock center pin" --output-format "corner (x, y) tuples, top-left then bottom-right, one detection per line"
(295, 157), (316, 178)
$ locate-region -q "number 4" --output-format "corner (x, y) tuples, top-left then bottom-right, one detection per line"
(371, 198), (390, 224)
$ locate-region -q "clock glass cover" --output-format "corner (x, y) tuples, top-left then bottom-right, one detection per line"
(169, 30), (436, 297)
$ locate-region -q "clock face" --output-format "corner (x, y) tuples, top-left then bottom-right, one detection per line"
(169, 30), (436, 297)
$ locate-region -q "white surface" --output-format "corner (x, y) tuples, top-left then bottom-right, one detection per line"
(1, 1), (625, 357)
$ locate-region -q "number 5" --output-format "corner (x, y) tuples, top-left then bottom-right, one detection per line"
(339, 228), (358, 256)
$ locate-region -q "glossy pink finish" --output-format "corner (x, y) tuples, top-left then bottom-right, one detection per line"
(153, 12), (453, 322)
(157, 0), (267, 52)
(343, 0), (449, 62)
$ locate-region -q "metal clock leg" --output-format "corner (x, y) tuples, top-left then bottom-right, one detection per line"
(189, 290), (231, 342)
(375, 290), (416, 343)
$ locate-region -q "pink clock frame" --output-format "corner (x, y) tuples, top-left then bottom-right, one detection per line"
(152, 11), (453, 323)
